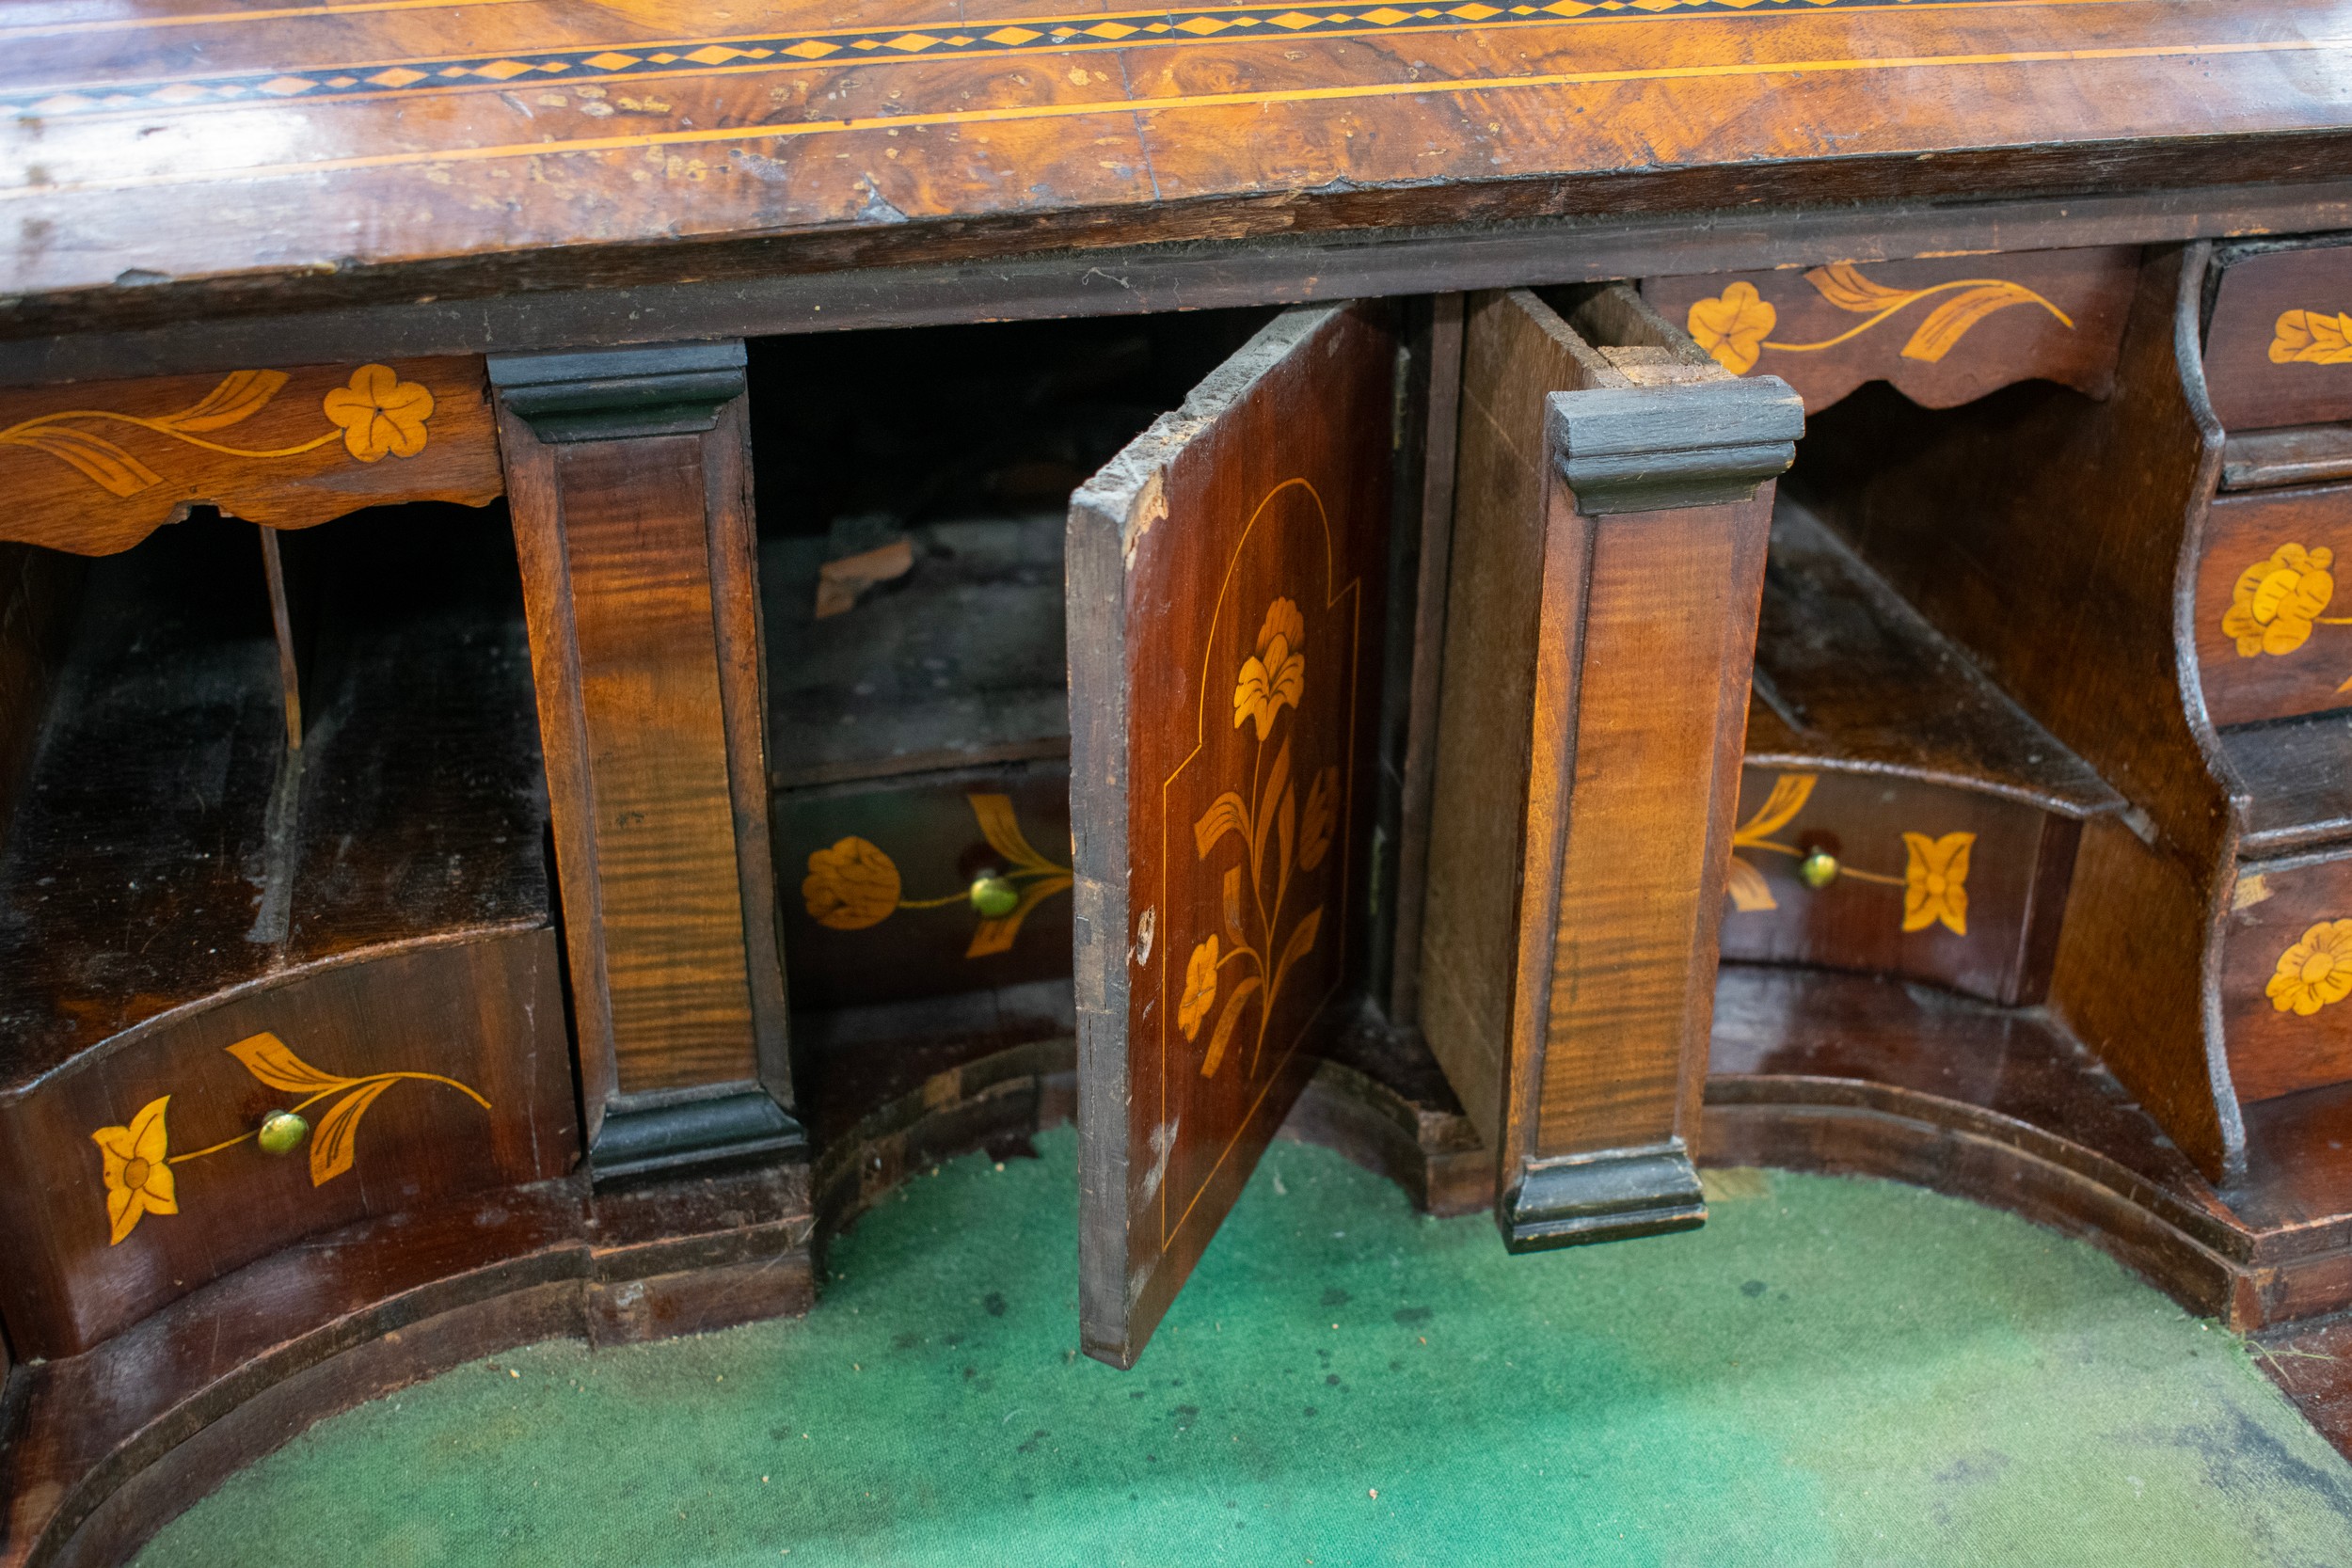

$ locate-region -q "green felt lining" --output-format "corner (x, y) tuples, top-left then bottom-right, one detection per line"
(136, 1128), (2352, 1567)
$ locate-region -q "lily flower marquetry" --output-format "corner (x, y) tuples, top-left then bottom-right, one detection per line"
(1232, 597), (1306, 742)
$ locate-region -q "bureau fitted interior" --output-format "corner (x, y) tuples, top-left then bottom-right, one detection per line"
(7, 250), (2352, 1367)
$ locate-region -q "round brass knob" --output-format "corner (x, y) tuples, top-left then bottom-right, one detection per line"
(257, 1109), (310, 1155)
(969, 873), (1020, 919)
(1797, 849), (1840, 890)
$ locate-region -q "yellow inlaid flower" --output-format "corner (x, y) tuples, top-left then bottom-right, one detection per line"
(2268, 919), (2352, 1016)
(803, 836), (901, 930)
(2270, 309), (2352, 367)
(1233, 597), (1307, 741)
(2223, 543), (2336, 657)
(1686, 282), (1778, 375)
(322, 364), (435, 462)
(1180, 935), (1219, 1040)
(91, 1095), (177, 1245)
(1900, 831), (1974, 936)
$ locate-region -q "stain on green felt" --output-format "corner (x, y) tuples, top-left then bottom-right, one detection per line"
(137, 1132), (2352, 1568)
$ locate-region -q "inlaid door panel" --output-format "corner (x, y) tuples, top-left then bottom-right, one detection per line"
(1069, 302), (1393, 1370)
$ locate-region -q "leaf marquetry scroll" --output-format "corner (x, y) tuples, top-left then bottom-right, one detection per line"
(2271, 309), (2352, 367)
(1686, 263), (2076, 376)
(87, 1030), (492, 1243)
(2, 364), (438, 501)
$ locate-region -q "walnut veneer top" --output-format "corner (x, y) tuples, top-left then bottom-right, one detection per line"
(3, 0), (2350, 329)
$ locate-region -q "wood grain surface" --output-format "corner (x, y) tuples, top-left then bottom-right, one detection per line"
(0, 359), (499, 554)
(501, 382), (787, 1118)
(1422, 286), (1786, 1224)
(0, 1), (2349, 335)
(1418, 289), (1612, 1149)
(1645, 246), (2138, 413)
(1068, 300), (1392, 1369)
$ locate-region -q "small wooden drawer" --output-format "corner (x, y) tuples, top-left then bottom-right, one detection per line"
(1720, 768), (2081, 1006)
(1730, 500), (2119, 1006)
(0, 931), (574, 1357)
(1643, 247), (2137, 413)
(2205, 241), (2352, 434)
(776, 761), (1073, 1012)
(2196, 483), (2352, 727)
(2223, 849), (2352, 1103)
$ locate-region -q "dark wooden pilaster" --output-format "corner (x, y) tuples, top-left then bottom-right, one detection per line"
(491, 342), (798, 1179)
(1419, 287), (1801, 1255)
(1498, 372), (1800, 1250)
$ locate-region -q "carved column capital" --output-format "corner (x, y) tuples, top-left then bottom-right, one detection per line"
(488, 341), (747, 443)
(1547, 374), (1804, 515)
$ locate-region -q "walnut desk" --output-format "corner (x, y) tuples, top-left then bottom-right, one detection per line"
(2, 1), (2352, 1560)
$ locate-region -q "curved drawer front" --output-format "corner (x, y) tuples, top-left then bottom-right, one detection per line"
(1718, 766), (2081, 1007)
(2224, 850), (2352, 1105)
(2206, 243), (2352, 435)
(0, 929), (575, 1358)
(2197, 483), (2352, 728)
(776, 762), (1073, 1011)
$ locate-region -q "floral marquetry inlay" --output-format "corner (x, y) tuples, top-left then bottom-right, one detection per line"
(1184, 597), (1338, 1080)
(1727, 770), (1978, 936)
(2268, 920), (2352, 1016)
(2217, 541), (2352, 695)
(801, 793), (1072, 958)
(1687, 263), (2074, 376)
(2, 364), (436, 501)
(87, 1032), (490, 1245)
(2270, 309), (2352, 367)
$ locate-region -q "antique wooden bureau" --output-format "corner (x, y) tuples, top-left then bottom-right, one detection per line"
(1, 0), (2351, 1560)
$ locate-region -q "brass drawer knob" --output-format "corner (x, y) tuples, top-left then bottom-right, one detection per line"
(1798, 849), (1841, 889)
(257, 1109), (310, 1155)
(969, 873), (1020, 919)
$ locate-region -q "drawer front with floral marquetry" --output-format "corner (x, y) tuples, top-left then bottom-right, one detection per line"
(2205, 242), (2352, 434)
(1718, 767), (2084, 1007)
(2222, 850), (2352, 1103)
(777, 762), (1073, 1012)
(0, 930), (575, 1358)
(2197, 483), (2352, 727)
